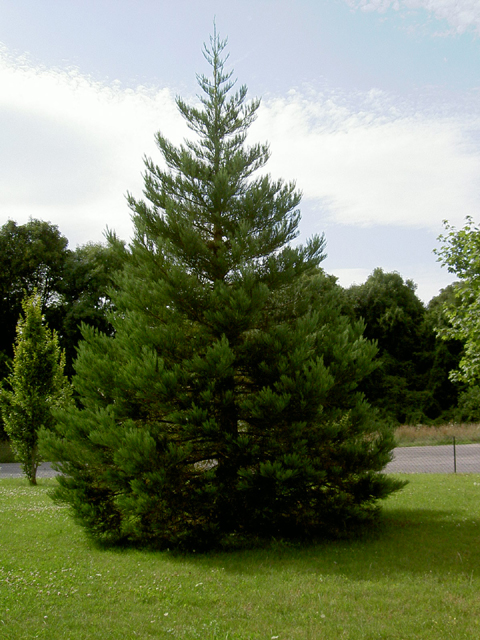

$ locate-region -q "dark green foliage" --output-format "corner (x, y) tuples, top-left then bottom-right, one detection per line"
(425, 285), (463, 418)
(0, 220), (121, 443)
(346, 269), (460, 423)
(0, 219), (122, 381)
(41, 31), (403, 548)
(0, 219), (69, 379)
(0, 293), (71, 484)
(53, 241), (124, 376)
(455, 385), (480, 422)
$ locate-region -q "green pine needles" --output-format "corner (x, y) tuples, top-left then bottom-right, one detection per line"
(41, 30), (403, 548)
(0, 292), (71, 484)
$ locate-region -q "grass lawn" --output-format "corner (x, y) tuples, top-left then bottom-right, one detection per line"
(1, 475), (480, 639)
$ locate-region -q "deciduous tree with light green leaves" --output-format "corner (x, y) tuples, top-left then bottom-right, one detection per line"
(41, 29), (402, 548)
(436, 217), (480, 384)
(0, 292), (71, 484)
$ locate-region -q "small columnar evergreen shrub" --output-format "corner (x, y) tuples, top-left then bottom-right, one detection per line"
(0, 292), (71, 484)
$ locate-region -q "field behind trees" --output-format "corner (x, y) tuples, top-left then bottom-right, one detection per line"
(1, 474), (480, 640)
(395, 422), (480, 446)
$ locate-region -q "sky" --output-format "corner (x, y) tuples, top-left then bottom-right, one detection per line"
(1, 0), (479, 303)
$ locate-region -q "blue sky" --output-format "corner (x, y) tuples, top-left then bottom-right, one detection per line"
(1, 0), (480, 301)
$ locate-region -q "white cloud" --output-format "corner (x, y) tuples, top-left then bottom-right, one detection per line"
(251, 89), (480, 232)
(0, 46), (187, 246)
(345, 0), (480, 34)
(1, 45), (479, 250)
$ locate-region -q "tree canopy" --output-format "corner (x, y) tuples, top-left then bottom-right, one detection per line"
(436, 217), (480, 384)
(346, 269), (460, 423)
(0, 219), (69, 377)
(53, 241), (124, 376)
(0, 219), (122, 382)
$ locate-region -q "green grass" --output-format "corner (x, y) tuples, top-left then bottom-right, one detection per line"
(1, 476), (480, 639)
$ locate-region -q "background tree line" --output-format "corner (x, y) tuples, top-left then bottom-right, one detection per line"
(0, 217), (473, 437)
(0, 219), (124, 439)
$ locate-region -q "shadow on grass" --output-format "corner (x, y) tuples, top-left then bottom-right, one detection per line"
(163, 506), (480, 583)
(4, 476), (479, 583)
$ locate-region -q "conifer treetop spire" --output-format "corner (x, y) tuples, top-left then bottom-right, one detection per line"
(132, 24), (319, 288)
(173, 24), (264, 176)
(199, 22), (234, 102)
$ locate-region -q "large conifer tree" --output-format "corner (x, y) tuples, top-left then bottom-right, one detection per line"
(42, 30), (402, 548)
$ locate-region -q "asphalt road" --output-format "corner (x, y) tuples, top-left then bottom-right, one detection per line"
(385, 443), (480, 474)
(1, 444), (480, 477)
(0, 462), (58, 478)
